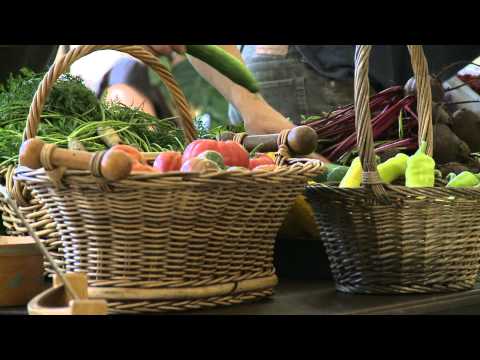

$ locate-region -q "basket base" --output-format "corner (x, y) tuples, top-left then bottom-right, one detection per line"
(335, 280), (478, 295)
(103, 289), (274, 314)
(86, 274), (278, 314)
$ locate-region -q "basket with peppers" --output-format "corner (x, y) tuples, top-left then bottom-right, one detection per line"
(304, 45), (480, 295)
(322, 140), (435, 189)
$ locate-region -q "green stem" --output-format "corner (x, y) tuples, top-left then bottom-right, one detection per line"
(418, 140), (428, 154)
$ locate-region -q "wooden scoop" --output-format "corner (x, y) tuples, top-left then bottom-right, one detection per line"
(217, 125), (318, 156)
(19, 138), (133, 182)
(28, 273), (108, 315)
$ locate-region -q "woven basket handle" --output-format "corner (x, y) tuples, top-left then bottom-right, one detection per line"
(22, 45), (197, 144)
(354, 45), (433, 200)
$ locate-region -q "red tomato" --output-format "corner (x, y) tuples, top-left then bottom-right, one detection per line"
(249, 153), (275, 170)
(180, 158), (220, 173)
(153, 151), (182, 173)
(131, 162), (158, 173)
(182, 139), (249, 168)
(217, 141), (250, 168)
(111, 144), (145, 164)
(182, 140), (219, 164)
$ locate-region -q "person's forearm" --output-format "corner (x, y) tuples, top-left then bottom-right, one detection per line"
(187, 45), (295, 134)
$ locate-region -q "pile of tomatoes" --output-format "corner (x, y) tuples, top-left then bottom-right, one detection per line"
(110, 139), (277, 175)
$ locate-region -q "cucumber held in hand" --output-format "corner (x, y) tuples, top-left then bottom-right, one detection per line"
(186, 45), (259, 93)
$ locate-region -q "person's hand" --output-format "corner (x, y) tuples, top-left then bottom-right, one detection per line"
(240, 96), (295, 135)
(144, 45), (186, 56)
(239, 97), (331, 164)
(244, 110), (294, 134)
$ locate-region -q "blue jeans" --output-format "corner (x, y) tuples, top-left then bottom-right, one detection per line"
(228, 46), (355, 126)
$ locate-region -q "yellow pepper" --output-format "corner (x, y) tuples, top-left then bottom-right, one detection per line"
(446, 171), (480, 188)
(377, 153), (409, 184)
(278, 195), (319, 239)
(339, 157), (362, 188)
(266, 152), (276, 161)
(405, 141), (435, 188)
(339, 153), (409, 189)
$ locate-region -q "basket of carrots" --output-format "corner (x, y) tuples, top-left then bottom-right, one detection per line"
(11, 45), (323, 314)
(304, 45), (480, 294)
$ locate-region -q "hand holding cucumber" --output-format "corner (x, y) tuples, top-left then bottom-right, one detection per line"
(145, 45), (259, 93)
(144, 45), (328, 162)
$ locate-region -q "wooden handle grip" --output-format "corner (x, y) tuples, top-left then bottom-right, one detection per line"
(218, 126), (318, 155)
(19, 138), (133, 182)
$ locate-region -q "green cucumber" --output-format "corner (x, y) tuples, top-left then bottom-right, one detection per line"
(186, 45), (259, 93)
(326, 165), (350, 182)
(314, 163), (350, 183)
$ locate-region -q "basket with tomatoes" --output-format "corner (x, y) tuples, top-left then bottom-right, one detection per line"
(13, 45), (323, 314)
(110, 140), (278, 175)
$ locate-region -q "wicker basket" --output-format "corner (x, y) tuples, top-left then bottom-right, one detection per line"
(12, 45), (323, 314)
(1, 152), (64, 277)
(305, 45), (480, 295)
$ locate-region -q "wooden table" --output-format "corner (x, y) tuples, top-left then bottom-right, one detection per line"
(2, 237), (480, 315)
(2, 279), (480, 315)
(195, 280), (480, 315)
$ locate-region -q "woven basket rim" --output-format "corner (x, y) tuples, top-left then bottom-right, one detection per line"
(15, 161), (324, 184)
(306, 182), (480, 200)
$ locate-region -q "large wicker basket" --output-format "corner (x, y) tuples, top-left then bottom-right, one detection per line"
(12, 45), (322, 314)
(305, 45), (480, 295)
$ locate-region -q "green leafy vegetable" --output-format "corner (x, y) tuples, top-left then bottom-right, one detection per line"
(0, 68), (246, 168)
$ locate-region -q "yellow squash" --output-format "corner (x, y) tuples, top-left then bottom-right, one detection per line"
(278, 195), (319, 240)
(339, 157), (362, 188)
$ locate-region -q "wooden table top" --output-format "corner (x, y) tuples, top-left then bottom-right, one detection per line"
(2, 279), (480, 315)
(190, 280), (480, 315)
(2, 234), (479, 315)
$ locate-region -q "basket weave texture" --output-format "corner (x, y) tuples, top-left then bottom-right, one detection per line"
(305, 45), (480, 294)
(13, 45), (323, 313)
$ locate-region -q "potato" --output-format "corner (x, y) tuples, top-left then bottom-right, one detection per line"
(433, 123), (471, 164)
(451, 109), (480, 152)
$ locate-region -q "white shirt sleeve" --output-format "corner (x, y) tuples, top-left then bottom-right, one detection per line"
(68, 45), (136, 94)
